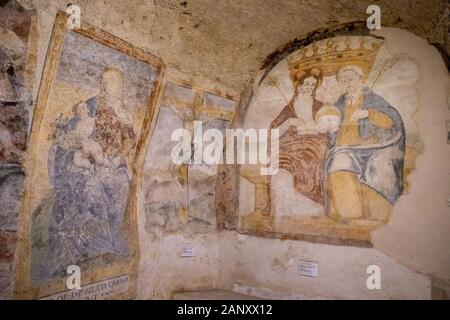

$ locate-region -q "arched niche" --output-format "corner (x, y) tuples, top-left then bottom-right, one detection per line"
(237, 31), (422, 247)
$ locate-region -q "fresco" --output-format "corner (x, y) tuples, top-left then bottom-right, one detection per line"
(143, 82), (234, 236)
(239, 36), (422, 245)
(0, 0), (36, 236)
(29, 31), (156, 282)
(14, 12), (163, 299)
(0, 0), (37, 299)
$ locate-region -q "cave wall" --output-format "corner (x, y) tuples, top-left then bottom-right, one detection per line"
(0, 0), (448, 300)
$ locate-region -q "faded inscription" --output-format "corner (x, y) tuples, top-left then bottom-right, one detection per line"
(40, 274), (130, 300)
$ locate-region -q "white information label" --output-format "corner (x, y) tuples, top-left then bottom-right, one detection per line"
(181, 244), (195, 257)
(298, 261), (319, 278)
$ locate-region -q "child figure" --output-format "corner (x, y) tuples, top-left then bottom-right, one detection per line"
(71, 101), (105, 170)
(314, 104), (341, 134)
(290, 104), (341, 135)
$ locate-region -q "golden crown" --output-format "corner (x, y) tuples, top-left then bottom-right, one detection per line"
(287, 36), (383, 82)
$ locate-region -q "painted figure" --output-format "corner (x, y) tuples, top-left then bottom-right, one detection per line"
(0, 0), (34, 231)
(0, 24), (28, 164)
(33, 67), (136, 281)
(68, 101), (106, 170)
(325, 64), (405, 222)
(270, 68), (329, 205)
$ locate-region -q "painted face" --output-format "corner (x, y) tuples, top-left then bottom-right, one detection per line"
(297, 76), (317, 96)
(101, 70), (124, 98)
(338, 70), (363, 94)
(0, 74), (14, 99)
(0, 49), (12, 80)
(0, 52), (15, 99)
(317, 115), (340, 133)
(183, 108), (195, 120)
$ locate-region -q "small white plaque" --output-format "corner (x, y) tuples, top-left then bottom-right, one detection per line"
(181, 244), (195, 257)
(298, 261), (319, 278)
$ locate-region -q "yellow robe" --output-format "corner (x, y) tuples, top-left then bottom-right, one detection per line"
(328, 95), (394, 222)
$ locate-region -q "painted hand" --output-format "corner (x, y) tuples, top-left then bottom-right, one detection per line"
(315, 122), (328, 134)
(288, 117), (305, 127)
(350, 109), (369, 122)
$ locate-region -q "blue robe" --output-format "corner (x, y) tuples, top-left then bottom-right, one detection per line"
(325, 87), (405, 204)
(32, 97), (130, 282)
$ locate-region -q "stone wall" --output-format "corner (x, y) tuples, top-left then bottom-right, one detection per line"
(0, 0), (37, 299)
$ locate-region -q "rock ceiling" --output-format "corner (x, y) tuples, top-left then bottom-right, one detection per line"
(28, 0), (449, 91)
